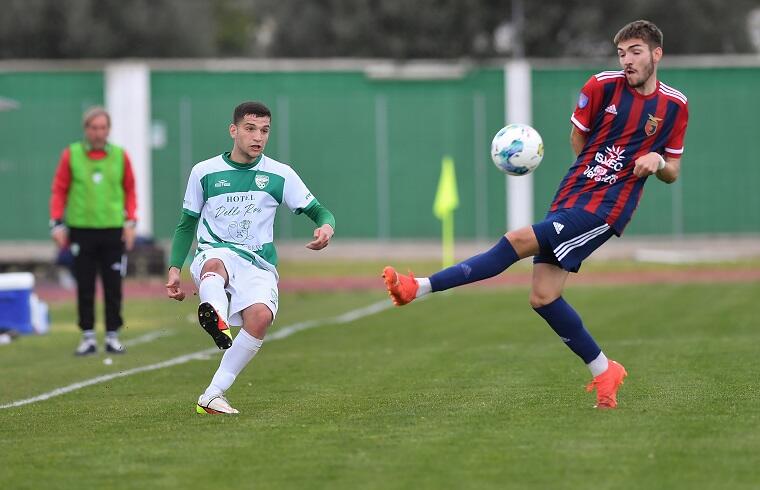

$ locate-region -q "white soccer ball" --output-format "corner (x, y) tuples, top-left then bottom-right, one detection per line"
(490, 123), (544, 176)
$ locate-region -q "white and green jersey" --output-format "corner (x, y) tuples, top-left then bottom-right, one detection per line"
(182, 152), (315, 279)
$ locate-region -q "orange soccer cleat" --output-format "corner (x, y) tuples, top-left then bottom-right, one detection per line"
(382, 266), (419, 306)
(586, 360), (628, 409)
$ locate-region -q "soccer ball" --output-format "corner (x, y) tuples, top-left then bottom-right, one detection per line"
(490, 124), (544, 176)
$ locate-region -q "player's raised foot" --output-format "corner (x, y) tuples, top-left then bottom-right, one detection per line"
(586, 360), (628, 409)
(382, 266), (419, 306)
(196, 393), (239, 415)
(197, 302), (233, 350)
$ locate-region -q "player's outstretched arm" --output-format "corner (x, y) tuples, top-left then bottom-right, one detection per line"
(166, 266), (186, 301)
(299, 200), (336, 251)
(307, 224), (334, 250)
(165, 211), (200, 300)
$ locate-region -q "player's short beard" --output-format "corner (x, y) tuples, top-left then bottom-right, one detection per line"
(627, 54), (655, 89)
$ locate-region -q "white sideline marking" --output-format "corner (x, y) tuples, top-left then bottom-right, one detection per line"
(123, 329), (176, 347)
(0, 299), (393, 410)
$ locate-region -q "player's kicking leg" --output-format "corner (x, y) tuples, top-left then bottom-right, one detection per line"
(384, 212), (628, 408)
(383, 229), (535, 305)
(198, 302), (233, 350)
(197, 266), (233, 350)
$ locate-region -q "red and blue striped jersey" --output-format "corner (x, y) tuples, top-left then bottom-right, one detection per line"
(549, 70), (689, 234)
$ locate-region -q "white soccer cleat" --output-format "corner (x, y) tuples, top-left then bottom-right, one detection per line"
(74, 338), (97, 356)
(104, 335), (126, 354)
(196, 393), (239, 414)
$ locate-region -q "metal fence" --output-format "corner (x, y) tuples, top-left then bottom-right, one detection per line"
(1, 59), (758, 241)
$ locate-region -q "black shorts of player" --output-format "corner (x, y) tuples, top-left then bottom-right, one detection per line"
(531, 208), (615, 273)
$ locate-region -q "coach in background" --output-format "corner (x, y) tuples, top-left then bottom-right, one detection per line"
(49, 106), (138, 356)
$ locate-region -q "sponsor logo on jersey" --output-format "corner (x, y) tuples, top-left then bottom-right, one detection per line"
(605, 104), (618, 115)
(644, 114), (663, 136)
(226, 194), (255, 202)
(584, 145), (626, 185)
(215, 179), (231, 188)
(255, 175), (269, 189)
(553, 222), (564, 234)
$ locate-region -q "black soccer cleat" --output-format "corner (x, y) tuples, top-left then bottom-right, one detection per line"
(197, 302), (233, 350)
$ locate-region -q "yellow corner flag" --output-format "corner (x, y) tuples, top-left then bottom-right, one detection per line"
(433, 156), (459, 268)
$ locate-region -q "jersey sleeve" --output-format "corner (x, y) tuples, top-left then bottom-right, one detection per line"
(570, 76), (605, 133)
(50, 148), (72, 221)
(282, 166), (315, 213)
(182, 167), (204, 217)
(122, 151), (138, 221)
(664, 103), (689, 158)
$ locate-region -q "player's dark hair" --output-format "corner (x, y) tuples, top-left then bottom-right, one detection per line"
(614, 20), (663, 50)
(233, 101), (271, 125)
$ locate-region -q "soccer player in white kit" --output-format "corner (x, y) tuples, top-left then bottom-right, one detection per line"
(166, 101), (336, 414)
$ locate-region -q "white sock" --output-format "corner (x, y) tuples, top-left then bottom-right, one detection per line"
(587, 351), (609, 377)
(199, 272), (229, 325)
(415, 277), (432, 298)
(204, 328), (263, 397)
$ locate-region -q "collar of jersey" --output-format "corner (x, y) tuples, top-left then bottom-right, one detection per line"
(223, 152), (262, 170)
(82, 141), (111, 153)
(625, 79), (661, 100)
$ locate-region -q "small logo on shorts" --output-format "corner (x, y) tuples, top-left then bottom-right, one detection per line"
(553, 222), (564, 234)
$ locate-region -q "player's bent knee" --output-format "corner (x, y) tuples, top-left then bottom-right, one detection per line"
(201, 258), (227, 276)
(505, 227), (540, 258)
(529, 290), (559, 309)
(242, 304), (274, 338)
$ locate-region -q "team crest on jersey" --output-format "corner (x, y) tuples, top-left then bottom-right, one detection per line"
(644, 114), (663, 136)
(255, 175), (269, 189)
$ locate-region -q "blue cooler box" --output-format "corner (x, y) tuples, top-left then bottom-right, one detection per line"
(0, 272), (35, 335)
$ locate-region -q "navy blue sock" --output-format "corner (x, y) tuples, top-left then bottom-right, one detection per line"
(429, 236), (519, 292)
(533, 297), (601, 363)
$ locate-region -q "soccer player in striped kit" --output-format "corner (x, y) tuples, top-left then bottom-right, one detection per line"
(383, 20), (688, 409)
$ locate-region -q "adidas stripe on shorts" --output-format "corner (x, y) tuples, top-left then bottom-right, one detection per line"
(532, 208), (615, 273)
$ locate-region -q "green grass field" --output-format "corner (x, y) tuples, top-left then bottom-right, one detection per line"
(1, 274), (759, 489)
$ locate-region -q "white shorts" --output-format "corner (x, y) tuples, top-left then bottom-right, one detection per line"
(190, 248), (279, 326)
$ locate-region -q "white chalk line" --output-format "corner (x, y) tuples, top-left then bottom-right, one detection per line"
(123, 329), (176, 347)
(1, 299), (393, 410)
